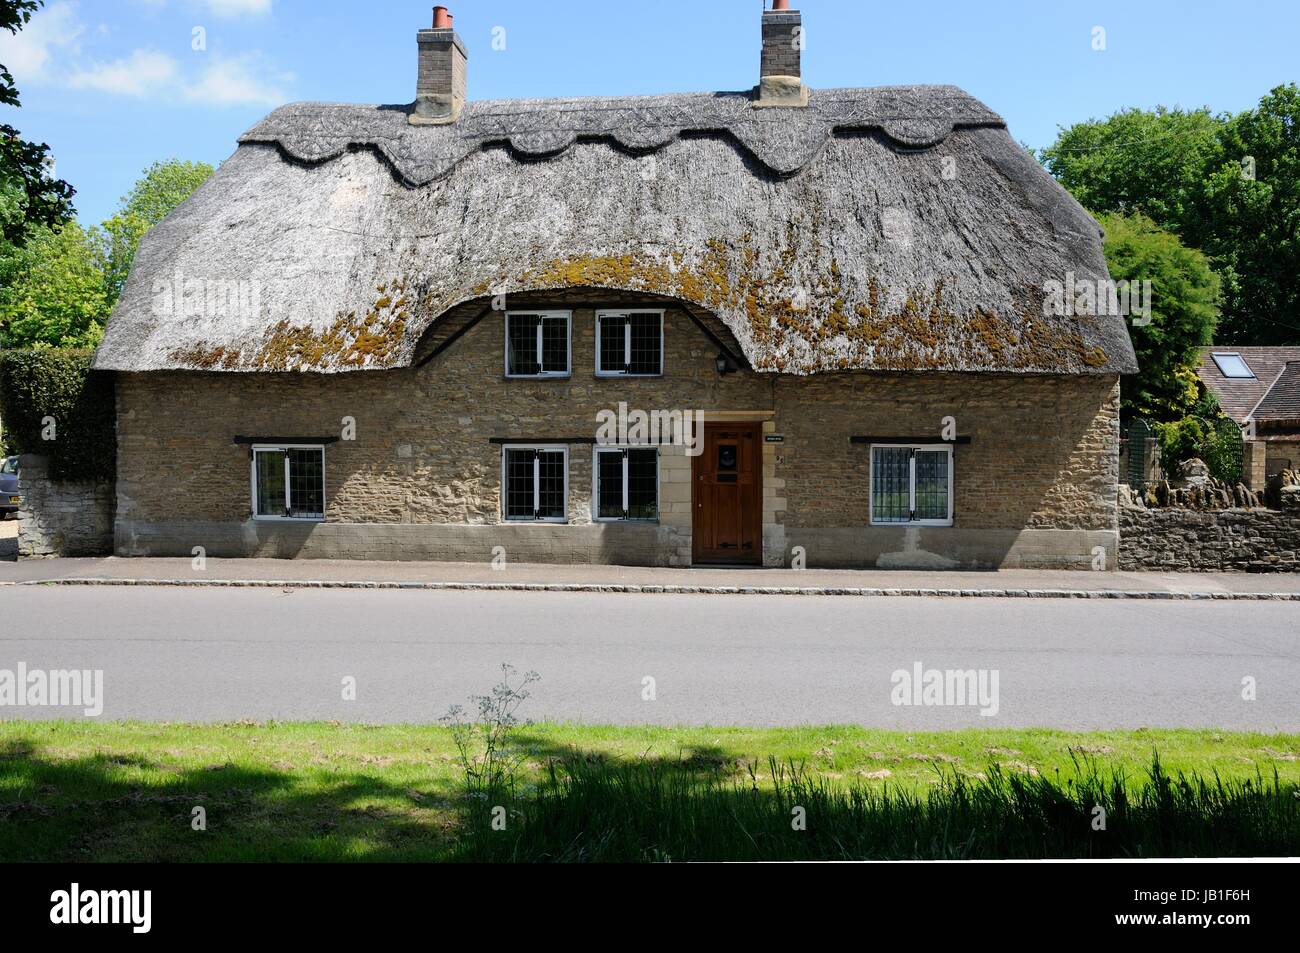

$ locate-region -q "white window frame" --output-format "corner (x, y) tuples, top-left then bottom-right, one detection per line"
(501, 444), (569, 523)
(591, 445), (661, 522)
(594, 309), (665, 377)
(250, 443), (327, 522)
(504, 311), (572, 379)
(868, 443), (954, 527)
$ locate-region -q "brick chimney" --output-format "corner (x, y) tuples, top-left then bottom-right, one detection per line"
(410, 6), (468, 125)
(757, 1), (807, 107)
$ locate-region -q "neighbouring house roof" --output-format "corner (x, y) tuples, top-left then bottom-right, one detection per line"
(1252, 362), (1300, 424)
(1197, 347), (1300, 423)
(93, 86), (1139, 376)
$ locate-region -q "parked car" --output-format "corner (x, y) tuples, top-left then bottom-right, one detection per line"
(0, 456), (20, 519)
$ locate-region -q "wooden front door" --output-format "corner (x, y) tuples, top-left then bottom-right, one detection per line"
(693, 422), (763, 564)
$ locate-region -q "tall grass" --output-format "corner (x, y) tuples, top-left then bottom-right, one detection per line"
(455, 754), (1300, 861)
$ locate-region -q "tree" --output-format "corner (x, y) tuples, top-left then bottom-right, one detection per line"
(95, 213), (150, 307)
(96, 159), (213, 304)
(1040, 106), (1225, 238)
(1042, 86), (1300, 346)
(118, 159), (214, 227)
(1100, 211), (1220, 422)
(1, 0), (76, 244)
(0, 159), (213, 347)
(0, 221), (108, 348)
(1200, 85), (1300, 345)
(1153, 390), (1243, 483)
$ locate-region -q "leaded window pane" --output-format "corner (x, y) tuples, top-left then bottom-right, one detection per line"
(871, 447), (911, 523)
(504, 449), (535, 519)
(255, 450), (286, 517)
(540, 316), (568, 373)
(914, 450), (949, 522)
(596, 450), (624, 519)
(506, 314), (539, 376)
(598, 315), (625, 373)
(536, 450), (566, 519)
(288, 449), (325, 519)
(626, 448), (658, 519)
(627, 313), (661, 375)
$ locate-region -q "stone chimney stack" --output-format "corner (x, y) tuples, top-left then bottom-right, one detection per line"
(757, 0), (807, 107)
(411, 6), (468, 125)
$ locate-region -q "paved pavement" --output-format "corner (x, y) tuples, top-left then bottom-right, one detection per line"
(0, 517), (15, 561)
(5, 553), (1300, 598)
(2, 586), (1296, 728)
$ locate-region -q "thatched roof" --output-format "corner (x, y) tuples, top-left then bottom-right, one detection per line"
(94, 86), (1138, 375)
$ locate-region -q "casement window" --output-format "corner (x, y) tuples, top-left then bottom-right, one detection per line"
(593, 447), (659, 521)
(869, 445), (953, 526)
(595, 309), (663, 376)
(251, 445), (326, 521)
(505, 311), (571, 377)
(502, 446), (568, 521)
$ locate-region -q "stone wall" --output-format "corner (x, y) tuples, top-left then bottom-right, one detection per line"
(113, 293), (1122, 568)
(16, 454), (115, 557)
(1119, 483), (1300, 572)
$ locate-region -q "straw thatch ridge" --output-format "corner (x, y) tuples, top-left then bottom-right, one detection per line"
(237, 86), (1006, 184)
(94, 84), (1138, 377)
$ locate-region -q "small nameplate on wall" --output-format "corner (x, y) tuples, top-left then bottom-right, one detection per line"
(764, 435), (785, 443)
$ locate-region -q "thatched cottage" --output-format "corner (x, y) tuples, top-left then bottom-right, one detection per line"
(93, 3), (1137, 569)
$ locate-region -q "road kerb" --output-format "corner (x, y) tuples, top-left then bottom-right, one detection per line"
(17, 577), (1300, 600)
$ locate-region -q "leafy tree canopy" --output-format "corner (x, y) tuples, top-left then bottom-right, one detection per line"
(0, 221), (107, 348)
(0, 0), (40, 109)
(96, 159), (213, 303)
(0, 159), (214, 346)
(1201, 84), (1300, 345)
(1, 0), (76, 244)
(0, 218), (107, 345)
(1101, 211), (1220, 421)
(1042, 106), (1225, 234)
(1042, 85), (1300, 346)
(117, 159), (214, 227)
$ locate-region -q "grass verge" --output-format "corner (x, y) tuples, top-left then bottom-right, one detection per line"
(1, 722), (1297, 861)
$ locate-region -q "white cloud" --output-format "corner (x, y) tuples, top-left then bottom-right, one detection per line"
(0, 0), (84, 83)
(184, 54), (291, 106)
(205, 0), (273, 17)
(67, 49), (180, 97)
(2, 0), (289, 106)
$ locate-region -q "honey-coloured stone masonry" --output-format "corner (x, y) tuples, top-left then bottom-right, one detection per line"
(113, 295), (1121, 568)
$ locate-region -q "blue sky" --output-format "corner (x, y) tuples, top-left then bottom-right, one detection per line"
(3, 0), (1296, 226)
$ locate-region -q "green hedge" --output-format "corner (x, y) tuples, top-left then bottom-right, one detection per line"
(0, 349), (115, 481)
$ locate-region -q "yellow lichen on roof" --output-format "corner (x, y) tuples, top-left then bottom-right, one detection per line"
(518, 238), (1103, 374)
(168, 279), (414, 372)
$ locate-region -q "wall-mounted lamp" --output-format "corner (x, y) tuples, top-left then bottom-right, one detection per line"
(715, 353), (735, 375)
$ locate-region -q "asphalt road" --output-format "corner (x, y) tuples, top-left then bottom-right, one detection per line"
(1, 586), (1297, 728)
